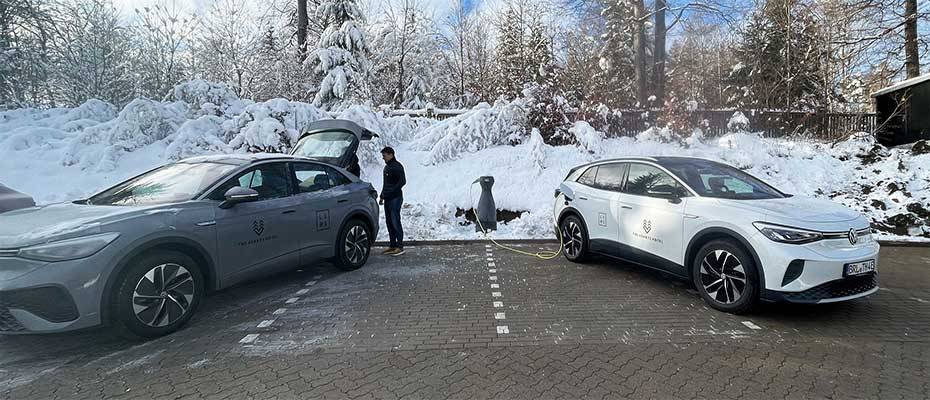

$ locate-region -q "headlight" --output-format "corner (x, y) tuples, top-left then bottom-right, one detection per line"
(18, 232), (120, 262)
(753, 222), (822, 244)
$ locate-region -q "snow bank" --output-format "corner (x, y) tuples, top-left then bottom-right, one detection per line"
(1, 80), (928, 242)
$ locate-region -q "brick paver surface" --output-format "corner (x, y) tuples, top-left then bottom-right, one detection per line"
(2, 244), (928, 399)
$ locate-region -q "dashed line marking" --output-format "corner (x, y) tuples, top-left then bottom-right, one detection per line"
(493, 301), (503, 308)
(496, 326), (509, 334)
(272, 308), (287, 315)
(489, 276), (498, 281)
(492, 292), (502, 297)
(486, 257), (494, 261)
(491, 284), (500, 289)
(488, 269), (497, 273)
(494, 312), (506, 320)
(296, 289), (310, 295)
(239, 334), (260, 344)
(485, 244), (491, 248)
(285, 297), (299, 304)
(305, 280), (318, 286)
(257, 320), (275, 329)
(488, 262), (496, 267)
(742, 321), (762, 330)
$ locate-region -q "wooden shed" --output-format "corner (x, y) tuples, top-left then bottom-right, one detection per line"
(872, 73), (930, 146)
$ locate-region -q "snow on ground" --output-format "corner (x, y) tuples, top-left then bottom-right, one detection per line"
(1, 80), (928, 242)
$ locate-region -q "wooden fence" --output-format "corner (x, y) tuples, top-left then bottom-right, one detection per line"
(391, 108), (878, 141)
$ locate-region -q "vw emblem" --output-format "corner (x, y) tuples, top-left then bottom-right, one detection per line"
(847, 228), (857, 245)
(642, 219), (653, 234)
(253, 219), (265, 236)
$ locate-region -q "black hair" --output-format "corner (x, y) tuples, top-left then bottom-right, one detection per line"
(380, 146), (395, 155)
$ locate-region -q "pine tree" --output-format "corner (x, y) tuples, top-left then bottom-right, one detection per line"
(494, 0), (551, 99)
(308, 0), (372, 110)
(596, 0), (636, 108)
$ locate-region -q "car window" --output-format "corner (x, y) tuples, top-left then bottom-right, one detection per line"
(208, 163), (292, 201)
(593, 163), (625, 191)
(292, 131), (357, 159)
(623, 163), (686, 199)
(662, 160), (784, 200)
(577, 166), (598, 187)
(89, 162), (237, 206)
(293, 163), (343, 193)
(328, 168), (352, 187)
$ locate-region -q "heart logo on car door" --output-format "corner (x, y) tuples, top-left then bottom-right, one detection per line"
(253, 219), (265, 236)
(642, 219), (652, 234)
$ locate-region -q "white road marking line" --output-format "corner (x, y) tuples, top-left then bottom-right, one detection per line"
(742, 321), (762, 330)
(488, 269), (497, 273)
(272, 308), (287, 315)
(493, 301), (504, 308)
(485, 244), (492, 248)
(486, 257), (494, 261)
(489, 276), (498, 281)
(497, 326), (509, 334)
(296, 289), (310, 295)
(492, 292), (502, 297)
(239, 334), (260, 344)
(491, 284), (500, 289)
(488, 262), (496, 267)
(305, 280), (318, 286)
(494, 312), (506, 320)
(285, 297), (299, 304)
(257, 320), (275, 328)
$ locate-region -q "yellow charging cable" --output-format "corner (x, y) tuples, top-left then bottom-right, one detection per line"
(469, 182), (565, 260)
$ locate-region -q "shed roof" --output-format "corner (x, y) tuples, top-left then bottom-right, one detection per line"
(871, 73), (930, 97)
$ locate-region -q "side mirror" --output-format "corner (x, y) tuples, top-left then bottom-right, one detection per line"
(219, 187), (259, 209)
(647, 186), (682, 204)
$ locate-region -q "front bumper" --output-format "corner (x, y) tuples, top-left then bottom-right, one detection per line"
(0, 250), (114, 334)
(751, 232), (880, 304)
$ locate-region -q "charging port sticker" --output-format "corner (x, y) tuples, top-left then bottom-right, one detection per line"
(316, 210), (331, 231)
(598, 213), (608, 227)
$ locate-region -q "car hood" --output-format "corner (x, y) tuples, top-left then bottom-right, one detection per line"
(0, 202), (155, 249)
(717, 196), (861, 224)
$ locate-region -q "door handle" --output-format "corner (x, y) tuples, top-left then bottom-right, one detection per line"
(621, 205), (633, 210)
(684, 214), (700, 219)
(578, 196), (588, 200)
(337, 199), (348, 203)
(282, 209), (296, 214)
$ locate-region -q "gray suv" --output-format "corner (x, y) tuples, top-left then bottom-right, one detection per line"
(0, 153), (379, 338)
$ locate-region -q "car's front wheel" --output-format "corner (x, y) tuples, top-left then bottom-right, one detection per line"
(692, 239), (759, 314)
(335, 219), (372, 270)
(113, 250), (204, 338)
(560, 214), (589, 262)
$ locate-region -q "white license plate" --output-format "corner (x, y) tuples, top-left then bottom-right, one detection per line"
(844, 259), (876, 277)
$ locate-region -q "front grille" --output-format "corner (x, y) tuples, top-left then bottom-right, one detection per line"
(0, 307), (26, 332)
(785, 273), (878, 302)
(0, 286), (79, 325)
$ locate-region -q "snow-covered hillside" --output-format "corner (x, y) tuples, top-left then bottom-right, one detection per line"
(1, 81), (928, 242)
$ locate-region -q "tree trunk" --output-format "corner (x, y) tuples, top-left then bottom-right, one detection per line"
(903, 0), (920, 78)
(297, 0), (308, 62)
(652, 0), (667, 106)
(633, 0), (647, 106)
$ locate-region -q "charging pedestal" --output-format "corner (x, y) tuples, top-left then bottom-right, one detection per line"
(475, 176), (497, 232)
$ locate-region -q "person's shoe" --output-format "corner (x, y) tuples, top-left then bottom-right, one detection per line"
(390, 248), (406, 256)
(381, 247), (397, 255)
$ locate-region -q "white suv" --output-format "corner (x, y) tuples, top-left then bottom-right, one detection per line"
(553, 156), (879, 313)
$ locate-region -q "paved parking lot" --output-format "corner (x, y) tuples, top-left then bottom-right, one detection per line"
(1, 243), (928, 399)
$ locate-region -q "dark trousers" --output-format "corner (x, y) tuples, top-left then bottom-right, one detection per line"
(384, 196), (404, 248)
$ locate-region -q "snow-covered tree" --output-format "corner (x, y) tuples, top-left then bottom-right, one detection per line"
(193, 0), (262, 99)
(595, 0), (636, 108)
(51, 0), (133, 107)
(130, 2), (198, 100)
(0, 0), (55, 107)
(434, 0), (496, 107)
(308, 0), (372, 110)
(494, 0), (552, 99)
(368, 0), (439, 108)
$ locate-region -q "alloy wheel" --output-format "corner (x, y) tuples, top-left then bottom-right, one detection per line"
(132, 263), (195, 328)
(562, 220), (583, 258)
(345, 225), (370, 265)
(699, 250), (747, 304)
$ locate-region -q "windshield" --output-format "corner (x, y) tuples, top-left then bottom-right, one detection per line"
(662, 160), (784, 200)
(292, 131), (356, 159)
(88, 162), (237, 206)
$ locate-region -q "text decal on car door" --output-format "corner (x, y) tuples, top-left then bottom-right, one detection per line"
(317, 210), (331, 231)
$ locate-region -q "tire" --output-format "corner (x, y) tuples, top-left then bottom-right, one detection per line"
(112, 250), (204, 339)
(559, 214), (590, 263)
(692, 239), (759, 314)
(335, 219), (372, 271)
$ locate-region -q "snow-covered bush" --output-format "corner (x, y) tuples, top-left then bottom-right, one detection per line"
(226, 99), (328, 152)
(727, 111), (750, 132)
(568, 121), (605, 154)
(410, 99), (528, 165)
(164, 116), (232, 160)
(168, 79), (245, 117)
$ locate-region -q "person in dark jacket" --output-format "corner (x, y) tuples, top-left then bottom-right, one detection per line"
(380, 147), (406, 256)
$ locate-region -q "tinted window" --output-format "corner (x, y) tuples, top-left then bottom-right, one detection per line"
(593, 163), (625, 191)
(292, 131), (356, 159)
(208, 163), (291, 201)
(624, 163), (686, 198)
(293, 163), (340, 193)
(662, 160), (784, 200)
(90, 162), (236, 206)
(577, 166), (598, 187)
